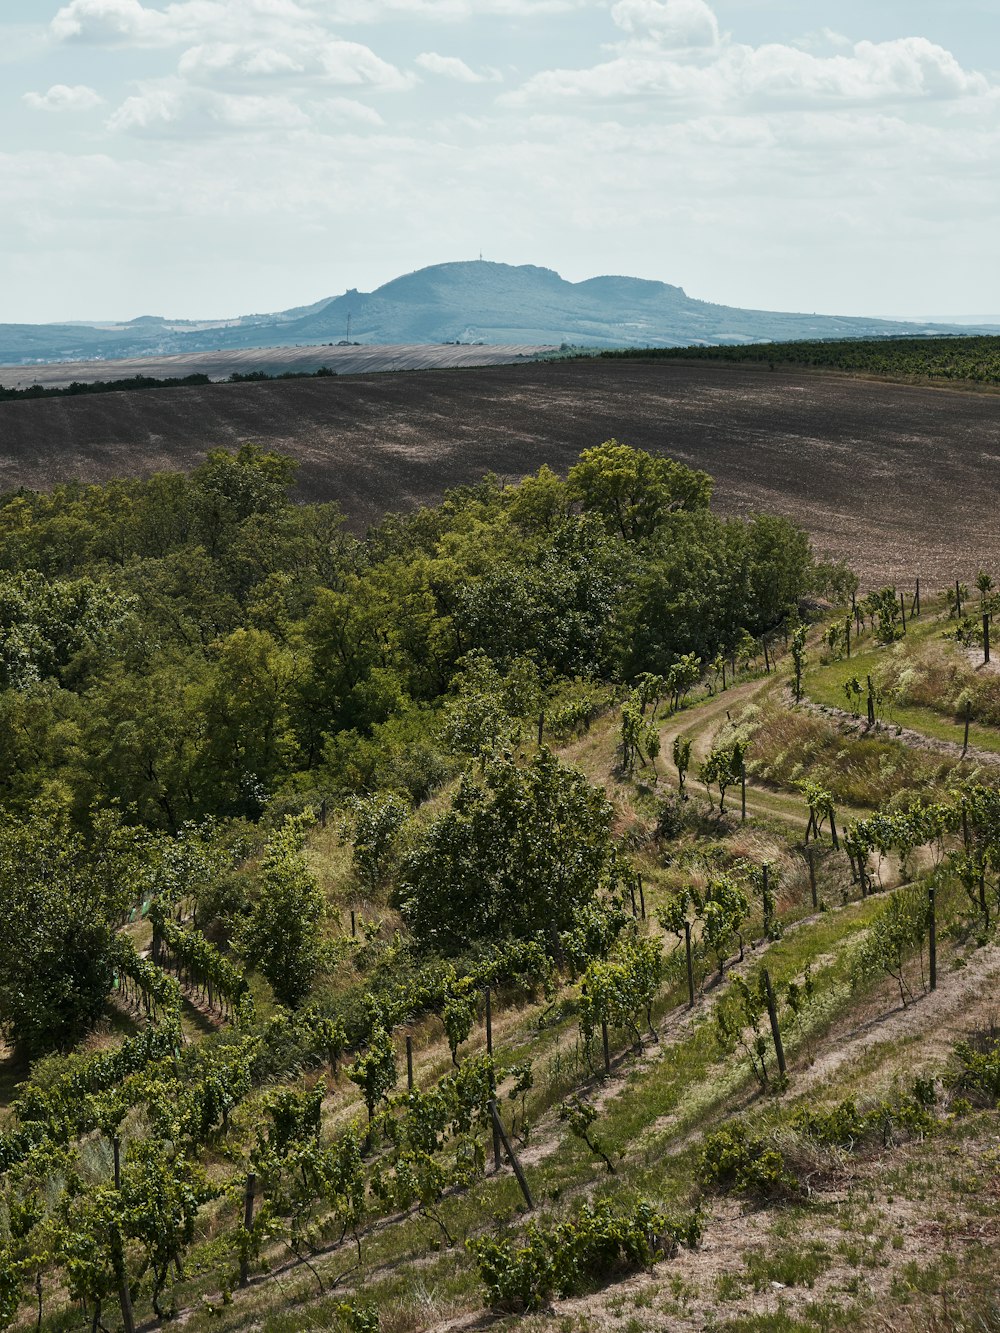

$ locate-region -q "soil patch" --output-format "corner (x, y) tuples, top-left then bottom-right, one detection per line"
(2, 361), (998, 582)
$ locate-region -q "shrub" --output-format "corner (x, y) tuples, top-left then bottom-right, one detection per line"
(793, 1083), (940, 1149)
(697, 1122), (801, 1201)
(949, 1032), (1000, 1106)
(469, 1197), (701, 1312)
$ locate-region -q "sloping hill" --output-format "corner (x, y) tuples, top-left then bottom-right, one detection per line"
(5, 261), (997, 366)
(2, 359), (998, 583)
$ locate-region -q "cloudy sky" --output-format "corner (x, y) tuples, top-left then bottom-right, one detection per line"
(4, 0), (999, 323)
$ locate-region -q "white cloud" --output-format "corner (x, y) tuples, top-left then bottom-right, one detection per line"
(51, 0), (166, 44)
(179, 43), (307, 79)
(793, 28), (854, 54)
(321, 40), (415, 89)
(23, 83), (104, 111)
(50, 0), (588, 47)
(415, 52), (498, 83)
(107, 82), (312, 135)
(314, 97), (385, 126)
(178, 37), (414, 89)
(611, 0), (719, 49)
(327, 0), (590, 17)
(51, 0), (319, 48)
(506, 30), (995, 108)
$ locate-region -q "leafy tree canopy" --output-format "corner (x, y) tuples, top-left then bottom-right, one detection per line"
(397, 748), (624, 954)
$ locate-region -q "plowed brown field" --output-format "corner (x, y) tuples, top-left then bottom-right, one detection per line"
(1, 359), (997, 583)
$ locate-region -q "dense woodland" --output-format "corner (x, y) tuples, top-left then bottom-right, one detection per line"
(601, 333), (1000, 385)
(0, 440), (997, 1333)
(0, 440), (815, 838)
(0, 441), (821, 1051)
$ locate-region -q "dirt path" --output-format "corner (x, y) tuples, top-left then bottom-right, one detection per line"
(793, 940), (1000, 1097)
(653, 672), (875, 833)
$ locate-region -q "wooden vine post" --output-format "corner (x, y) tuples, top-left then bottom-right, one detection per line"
(488, 1100), (533, 1209)
(684, 921), (695, 1009)
(741, 760), (747, 822)
(761, 970), (787, 1083)
(928, 886), (937, 992)
(405, 1035), (414, 1092)
(239, 1174), (256, 1288)
(963, 699), (971, 758)
(601, 1021), (611, 1078)
(984, 613), (991, 665)
(806, 845), (817, 909)
(112, 1137), (136, 1333)
(485, 987), (501, 1172)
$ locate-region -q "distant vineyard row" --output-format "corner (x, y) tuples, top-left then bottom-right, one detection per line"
(0, 366), (338, 403)
(599, 335), (1000, 385)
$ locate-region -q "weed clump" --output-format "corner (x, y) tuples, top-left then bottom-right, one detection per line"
(949, 1028), (1000, 1106)
(697, 1122), (801, 1202)
(469, 1197), (702, 1312)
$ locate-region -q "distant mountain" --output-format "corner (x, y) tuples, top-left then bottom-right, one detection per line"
(3, 261), (997, 367)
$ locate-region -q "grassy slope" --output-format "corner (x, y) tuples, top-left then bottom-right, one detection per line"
(168, 637), (1000, 1333)
(7, 614), (1000, 1333)
(802, 606), (1000, 756)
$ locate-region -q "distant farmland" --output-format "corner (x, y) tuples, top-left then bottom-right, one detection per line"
(0, 341), (554, 391)
(0, 358), (997, 584)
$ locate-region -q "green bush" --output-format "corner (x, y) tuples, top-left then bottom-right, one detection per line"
(697, 1122), (800, 1201)
(950, 1033), (1000, 1105)
(469, 1198), (701, 1312)
(792, 1083), (940, 1149)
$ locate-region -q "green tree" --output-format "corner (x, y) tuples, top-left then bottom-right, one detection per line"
(855, 885), (928, 1007)
(673, 736), (692, 798)
(700, 742), (743, 814)
(790, 622), (807, 702)
(700, 876), (750, 976)
(347, 1026), (398, 1122)
(345, 791), (410, 893)
(238, 816), (326, 1007)
(0, 805), (149, 1054)
(190, 443), (296, 558)
(567, 440), (712, 540)
(200, 628), (301, 816)
(398, 749), (623, 954)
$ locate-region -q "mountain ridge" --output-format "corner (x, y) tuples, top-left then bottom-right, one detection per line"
(4, 260), (997, 367)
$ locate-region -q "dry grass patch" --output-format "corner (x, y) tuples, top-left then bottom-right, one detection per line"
(736, 698), (965, 810)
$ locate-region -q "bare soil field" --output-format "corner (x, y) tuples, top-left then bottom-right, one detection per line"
(0, 341), (554, 390)
(0, 358), (997, 582)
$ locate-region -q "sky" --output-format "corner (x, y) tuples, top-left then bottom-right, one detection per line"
(3, 0), (999, 324)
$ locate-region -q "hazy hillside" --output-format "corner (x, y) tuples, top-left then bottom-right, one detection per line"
(5, 261), (998, 366)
